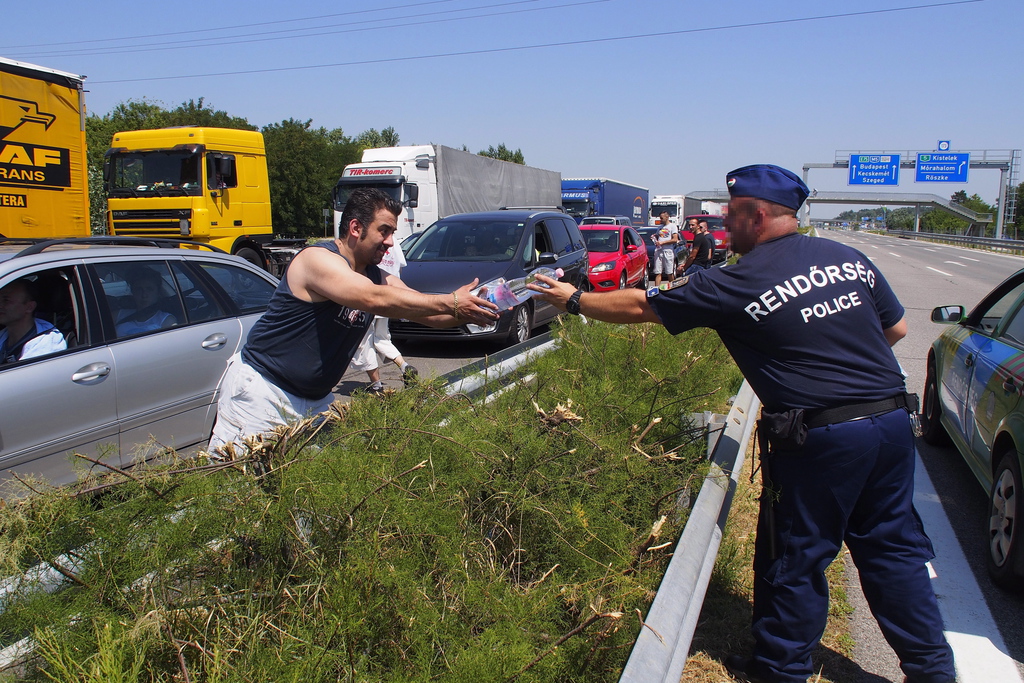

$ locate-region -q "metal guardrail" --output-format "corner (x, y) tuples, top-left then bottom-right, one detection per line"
(619, 381), (759, 682)
(887, 230), (1024, 256)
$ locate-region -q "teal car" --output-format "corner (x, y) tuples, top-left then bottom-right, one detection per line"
(923, 269), (1024, 590)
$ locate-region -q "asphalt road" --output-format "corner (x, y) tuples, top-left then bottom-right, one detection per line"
(820, 229), (1024, 683)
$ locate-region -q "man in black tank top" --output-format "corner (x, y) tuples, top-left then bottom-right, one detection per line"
(209, 188), (498, 453)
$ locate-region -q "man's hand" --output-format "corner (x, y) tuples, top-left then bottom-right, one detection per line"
(526, 274), (577, 312)
(452, 279), (500, 324)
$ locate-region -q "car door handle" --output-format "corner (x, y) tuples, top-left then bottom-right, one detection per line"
(72, 363), (111, 383)
(964, 354), (974, 368)
(1003, 379), (1018, 394)
(201, 333), (228, 349)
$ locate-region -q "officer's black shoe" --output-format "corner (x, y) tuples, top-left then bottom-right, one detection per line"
(724, 655), (777, 683)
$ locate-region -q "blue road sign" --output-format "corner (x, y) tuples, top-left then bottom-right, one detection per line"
(849, 154), (900, 185)
(916, 152), (970, 183)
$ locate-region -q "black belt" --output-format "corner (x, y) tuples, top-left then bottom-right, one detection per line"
(804, 393), (918, 430)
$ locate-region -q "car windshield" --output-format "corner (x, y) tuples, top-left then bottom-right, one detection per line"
(582, 229), (620, 253)
(405, 219), (526, 262)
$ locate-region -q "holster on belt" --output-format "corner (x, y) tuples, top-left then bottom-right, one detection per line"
(755, 408), (807, 561)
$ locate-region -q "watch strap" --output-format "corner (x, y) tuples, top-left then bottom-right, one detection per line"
(566, 290), (583, 315)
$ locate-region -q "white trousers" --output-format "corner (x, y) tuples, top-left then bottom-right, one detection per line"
(208, 354), (333, 453)
(348, 316), (401, 372)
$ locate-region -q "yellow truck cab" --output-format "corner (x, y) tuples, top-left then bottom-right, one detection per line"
(105, 127), (293, 274)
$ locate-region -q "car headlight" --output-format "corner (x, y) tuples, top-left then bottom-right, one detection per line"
(714, 238), (724, 246)
(590, 262), (615, 273)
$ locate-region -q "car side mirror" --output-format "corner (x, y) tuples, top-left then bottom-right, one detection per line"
(931, 305), (965, 324)
(537, 252), (558, 266)
(625, 244), (638, 252)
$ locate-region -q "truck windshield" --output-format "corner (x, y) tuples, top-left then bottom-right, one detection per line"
(107, 151), (202, 197)
(650, 203), (678, 218)
(562, 199), (591, 220)
(405, 219), (526, 262)
(333, 183), (403, 212)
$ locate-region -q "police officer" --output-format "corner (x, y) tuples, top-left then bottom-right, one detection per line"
(528, 164), (955, 683)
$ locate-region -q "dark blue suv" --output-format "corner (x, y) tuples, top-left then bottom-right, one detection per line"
(392, 210), (588, 346)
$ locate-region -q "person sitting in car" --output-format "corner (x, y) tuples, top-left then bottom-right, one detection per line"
(115, 268), (178, 336)
(0, 278), (67, 363)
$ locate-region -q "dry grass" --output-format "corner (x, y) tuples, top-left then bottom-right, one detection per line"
(680, 435), (861, 683)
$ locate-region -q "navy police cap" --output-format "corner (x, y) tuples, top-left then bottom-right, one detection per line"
(726, 164), (809, 211)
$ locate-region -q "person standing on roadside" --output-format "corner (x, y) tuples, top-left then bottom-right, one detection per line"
(209, 187), (498, 452)
(651, 210), (680, 288)
(350, 239), (419, 394)
(680, 218), (714, 276)
(528, 164), (955, 683)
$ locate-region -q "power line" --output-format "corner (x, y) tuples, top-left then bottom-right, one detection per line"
(89, 0), (983, 85)
(0, 0), (467, 50)
(14, 0), (590, 60)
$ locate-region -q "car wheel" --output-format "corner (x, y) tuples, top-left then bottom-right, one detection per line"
(922, 356), (950, 445)
(618, 271), (627, 290)
(637, 268), (649, 290)
(987, 450), (1024, 590)
(506, 302), (532, 346)
(235, 247), (264, 269)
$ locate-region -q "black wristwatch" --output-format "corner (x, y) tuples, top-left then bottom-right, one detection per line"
(566, 290), (583, 315)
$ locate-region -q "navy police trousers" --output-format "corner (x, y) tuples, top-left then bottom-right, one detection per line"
(751, 408), (955, 683)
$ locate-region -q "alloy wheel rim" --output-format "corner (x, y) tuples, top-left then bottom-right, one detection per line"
(989, 468), (1017, 567)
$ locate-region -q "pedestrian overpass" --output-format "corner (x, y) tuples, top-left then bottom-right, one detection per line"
(685, 189), (993, 231)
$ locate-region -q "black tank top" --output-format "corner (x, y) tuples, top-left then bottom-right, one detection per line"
(242, 241), (382, 399)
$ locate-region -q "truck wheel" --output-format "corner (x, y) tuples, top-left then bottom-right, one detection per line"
(988, 450), (1024, 591)
(235, 247), (265, 269)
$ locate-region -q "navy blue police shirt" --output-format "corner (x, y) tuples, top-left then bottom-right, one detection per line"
(242, 240), (381, 400)
(648, 232), (906, 412)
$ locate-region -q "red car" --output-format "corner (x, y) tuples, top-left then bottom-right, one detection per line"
(581, 223), (649, 291)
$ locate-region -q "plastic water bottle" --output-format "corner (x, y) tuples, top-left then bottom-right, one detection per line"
(474, 267), (564, 309)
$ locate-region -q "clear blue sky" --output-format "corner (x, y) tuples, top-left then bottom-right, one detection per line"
(5, 0), (1021, 218)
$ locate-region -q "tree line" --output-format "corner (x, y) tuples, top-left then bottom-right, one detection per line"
(85, 98), (525, 236)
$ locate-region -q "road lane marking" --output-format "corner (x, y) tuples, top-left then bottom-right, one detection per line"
(928, 267), (954, 276)
(889, 252), (902, 258)
(943, 261), (967, 267)
(915, 457), (1024, 683)
(960, 256), (980, 262)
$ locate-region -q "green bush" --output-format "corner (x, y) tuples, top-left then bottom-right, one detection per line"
(0, 317), (740, 681)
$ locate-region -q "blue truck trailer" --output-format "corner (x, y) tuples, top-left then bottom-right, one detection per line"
(561, 178), (649, 227)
